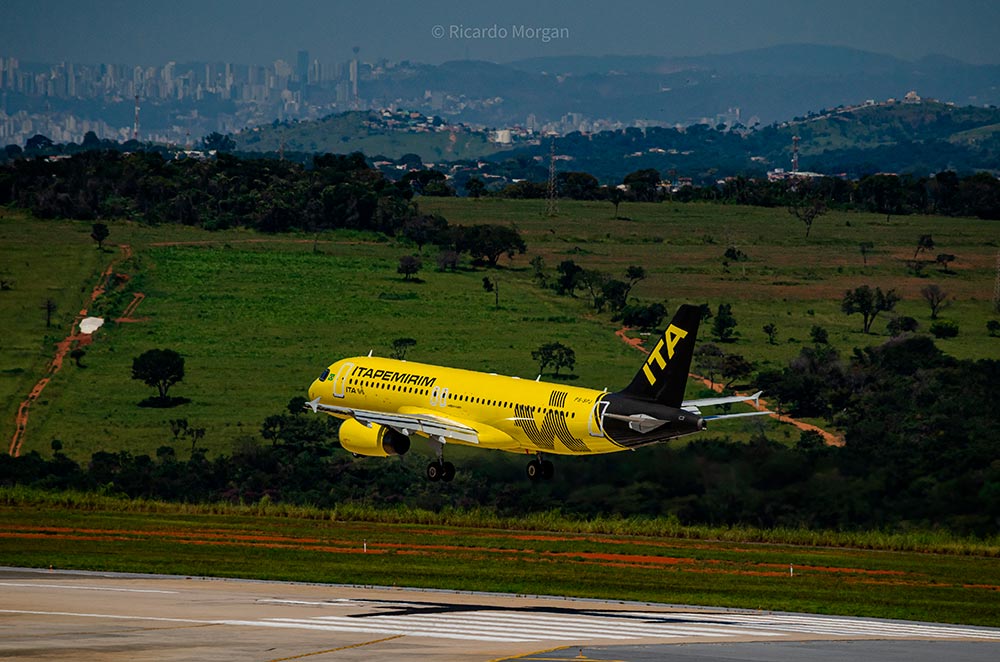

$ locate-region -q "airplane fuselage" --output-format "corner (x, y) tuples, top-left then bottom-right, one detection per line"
(308, 356), (704, 457)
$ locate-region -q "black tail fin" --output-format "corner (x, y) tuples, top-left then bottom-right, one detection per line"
(618, 304), (701, 407)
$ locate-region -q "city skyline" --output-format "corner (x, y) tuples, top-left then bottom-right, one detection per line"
(1, 0), (999, 67)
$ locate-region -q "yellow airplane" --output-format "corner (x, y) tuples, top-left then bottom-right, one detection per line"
(306, 304), (765, 481)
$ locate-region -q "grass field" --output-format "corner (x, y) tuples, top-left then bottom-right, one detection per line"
(2, 200), (998, 460)
(1, 490), (998, 627)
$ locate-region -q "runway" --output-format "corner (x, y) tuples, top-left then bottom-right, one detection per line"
(2, 567), (999, 661)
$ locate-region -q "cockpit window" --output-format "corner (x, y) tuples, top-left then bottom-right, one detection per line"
(319, 368), (331, 381)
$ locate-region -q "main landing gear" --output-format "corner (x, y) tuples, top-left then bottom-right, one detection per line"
(526, 456), (554, 481)
(426, 460), (456, 482)
(426, 439), (455, 482)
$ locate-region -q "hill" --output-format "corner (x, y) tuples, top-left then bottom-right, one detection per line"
(493, 99), (1000, 182)
(237, 110), (506, 161)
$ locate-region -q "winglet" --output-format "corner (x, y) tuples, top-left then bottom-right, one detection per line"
(306, 396), (321, 414)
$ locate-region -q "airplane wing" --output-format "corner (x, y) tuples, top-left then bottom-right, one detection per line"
(306, 398), (480, 444)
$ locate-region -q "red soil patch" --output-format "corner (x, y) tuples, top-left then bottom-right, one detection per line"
(115, 292), (148, 323)
(9, 244), (144, 457)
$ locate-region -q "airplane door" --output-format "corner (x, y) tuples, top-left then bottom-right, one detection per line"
(588, 399), (610, 437)
(331, 362), (354, 399)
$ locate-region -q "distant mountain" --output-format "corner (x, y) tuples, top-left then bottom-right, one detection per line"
(361, 44), (1000, 127)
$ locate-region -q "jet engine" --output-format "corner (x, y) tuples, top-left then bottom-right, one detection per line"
(338, 419), (411, 457)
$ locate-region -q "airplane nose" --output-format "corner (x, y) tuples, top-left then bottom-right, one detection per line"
(308, 379), (320, 402)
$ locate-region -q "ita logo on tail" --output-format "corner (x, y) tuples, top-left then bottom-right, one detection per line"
(642, 324), (689, 386)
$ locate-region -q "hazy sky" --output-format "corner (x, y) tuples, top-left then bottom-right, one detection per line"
(2, 0), (999, 66)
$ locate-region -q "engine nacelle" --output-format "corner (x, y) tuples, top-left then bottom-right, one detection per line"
(338, 419), (411, 457)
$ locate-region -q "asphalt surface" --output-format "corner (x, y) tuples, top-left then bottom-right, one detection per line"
(2, 567), (999, 661)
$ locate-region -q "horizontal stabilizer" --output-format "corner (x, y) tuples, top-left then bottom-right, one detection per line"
(702, 410), (772, 421)
(603, 412), (669, 434)
(684, 390), (763, 409)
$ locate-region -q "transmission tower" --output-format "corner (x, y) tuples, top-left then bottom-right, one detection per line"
(546, 137), (558, 216)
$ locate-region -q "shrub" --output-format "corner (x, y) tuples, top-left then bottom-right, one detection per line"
(929, 319), (959, 339)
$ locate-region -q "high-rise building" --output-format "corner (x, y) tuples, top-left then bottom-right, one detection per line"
(297, 50), (309, 84)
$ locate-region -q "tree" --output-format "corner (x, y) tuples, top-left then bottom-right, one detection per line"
(987, 320), (1000, 337)
(397, 254), (422, 281)
(400, 214), (448, 252)
(579, 269), (610, 312)
(532, 342), (576, 376)
(607, 187), (626, 218)
(624, 265), (646, 293)
(810, 325), (829, 345)
(786, 189), (827, 238)
(460, 224), (526, 267)
(131, 349), (185, 402)
(720, 353), (753, 391)
(25, 134), (54, 151)
(914, 234), (935, 260)
(436, 250), (459, 272)
(90, 222), (109, 251)
(929, 319), (959, 339)
(920, 284), (950, 319)
(69, 348), (86, 367)
(712, 303), (738, 342)
(935, 253), (956, 273)
(202, 132), (236, 152)
(841, 285), (900, 334)
(555, 260), (583, 296)
(81, 131), (101, 149)
(763, 323), (778, 345)
(390, 337), (416, 360)
(482, 275), (499, 309)
(858, 173), (904, 222)
(465, 177), (486, 198)
(619, 303), (666, 332)
(39, 298), (58, 327)
(694, 343), (726, 387)
(887, 316), (919, 337)
(558, 172), (600, 200)
(859, 241), (874, 267)
(623, 168), (661, 202)
(530, 255), (548, 288)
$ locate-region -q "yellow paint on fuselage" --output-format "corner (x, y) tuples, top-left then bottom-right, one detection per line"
(308, 356), (627, 456)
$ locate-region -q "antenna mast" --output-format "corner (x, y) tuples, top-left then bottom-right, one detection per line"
(791, 135), (800, 173)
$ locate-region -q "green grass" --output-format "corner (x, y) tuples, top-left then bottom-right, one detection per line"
(2, 488), (998, 626)
(3, 200), (998, 460)
(419, 198), (1000, 365)
(0, 210), (112, 440)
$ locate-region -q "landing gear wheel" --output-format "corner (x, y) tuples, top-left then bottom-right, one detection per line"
(540, 460), (554, 480)
(426, 461), (442, 482)
(441, 461), (456, 482)
(526, 459), (541, 481)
